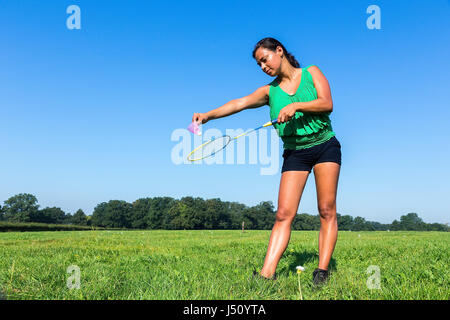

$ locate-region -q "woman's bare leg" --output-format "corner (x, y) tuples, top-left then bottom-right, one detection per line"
(313, 162), (340, 271)
(260, 170), (310, 278)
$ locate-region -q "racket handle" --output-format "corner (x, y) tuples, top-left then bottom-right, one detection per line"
(262, 119), (279, 127)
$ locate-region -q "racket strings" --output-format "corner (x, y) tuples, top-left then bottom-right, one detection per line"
(188, 135), (231, 160)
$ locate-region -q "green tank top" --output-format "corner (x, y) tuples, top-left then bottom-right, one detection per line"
(268, 65), (335, 150)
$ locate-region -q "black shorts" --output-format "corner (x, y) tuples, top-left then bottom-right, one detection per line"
(281, 136), (342, 173)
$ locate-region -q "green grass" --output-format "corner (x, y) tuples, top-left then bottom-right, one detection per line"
(0, 230), (448, 300)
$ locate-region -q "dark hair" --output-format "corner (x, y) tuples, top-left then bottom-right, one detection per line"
(252, 37), (300, 68)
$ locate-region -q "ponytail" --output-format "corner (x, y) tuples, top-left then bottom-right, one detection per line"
(284, 51), (300, 68)
(252, 37), (301, 68)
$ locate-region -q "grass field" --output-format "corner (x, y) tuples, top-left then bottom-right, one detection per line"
(0, 230), (448, 300)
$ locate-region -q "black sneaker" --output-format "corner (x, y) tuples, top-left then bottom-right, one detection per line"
(312, 268), (329, 287)
(252, 270), (277, 281)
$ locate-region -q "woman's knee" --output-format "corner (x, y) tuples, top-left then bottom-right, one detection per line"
(318, 202), (337, 220)
(275, 207), (296, 223)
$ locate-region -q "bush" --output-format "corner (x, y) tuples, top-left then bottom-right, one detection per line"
(0, 222), (104, 232)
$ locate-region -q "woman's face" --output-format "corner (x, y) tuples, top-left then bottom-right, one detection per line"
(254, 46), (283, 76)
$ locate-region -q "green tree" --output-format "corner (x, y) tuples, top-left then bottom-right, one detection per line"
(353, 216), (374, 231)
(86, 215), (92, 226)
(150, 197), (176, 229)
(242, 207), (260, 230)
(3, 193), (39, 222)
(227, 202), (248, 229)
(370, 221), (390, 231)
(91, 200), (133, 228)
(203, 198), (229, 229)
(399, 213), (425, 230)
(426, 222), (448, 231)
(36, 207), (67, 224)
(390, 219), (401, 231)
(337, 214), (354, 230)
(167, 197), (200, 229)
(292, 213), (320, 230)
(130, 197), (177, 229)
(253, 201), (276, 229)
(131, 198), (151, 229)
(71, 209), (88, 226)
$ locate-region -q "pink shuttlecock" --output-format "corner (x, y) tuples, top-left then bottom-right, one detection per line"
(187, 121), (202, 135)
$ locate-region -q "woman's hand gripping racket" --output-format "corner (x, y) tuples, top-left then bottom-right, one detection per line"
(187, 119), (278, 161)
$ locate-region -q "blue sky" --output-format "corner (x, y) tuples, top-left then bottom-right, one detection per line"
(1, 0), (449, 224)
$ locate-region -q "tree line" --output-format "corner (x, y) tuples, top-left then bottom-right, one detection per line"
(0, 193), (448, 231)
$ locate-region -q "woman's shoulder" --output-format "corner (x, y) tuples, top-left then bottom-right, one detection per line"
(303, 65), (320, 72)
(303, 65), (325, 83)
(304, 65), (324, 76)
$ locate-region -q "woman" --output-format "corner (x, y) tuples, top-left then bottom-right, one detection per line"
(192, 37), (341, 287)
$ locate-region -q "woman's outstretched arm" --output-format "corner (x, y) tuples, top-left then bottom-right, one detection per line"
(192, 85), (269, 124)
